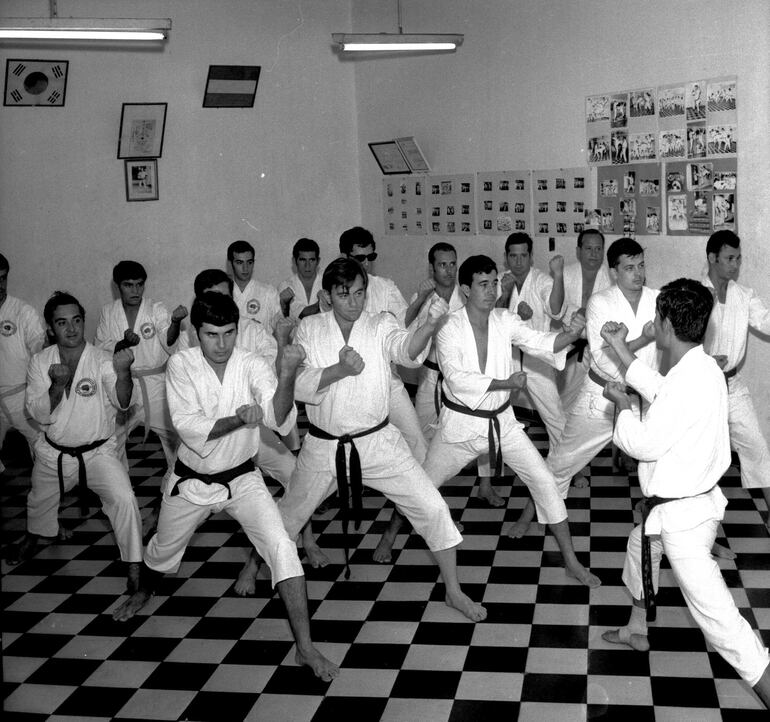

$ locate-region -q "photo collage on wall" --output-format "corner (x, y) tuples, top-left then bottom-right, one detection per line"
(532, 168), (590, 238)
(664, 157), (737, 236)
(426, 174), (476, 236)
(383, 176), (427, 236)
(476, 171), (531, 234)
(587, 76), (737, 167)
(595, 163), (662, 236)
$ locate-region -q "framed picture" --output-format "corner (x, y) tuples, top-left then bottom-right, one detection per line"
(4, 59), (69, 106)
(203, 65), (261, 107)
(117, 102), (167, 159)
(395, 136), (430, 172)
(125, 159), (159, 202)
(368, 141), (411, 175)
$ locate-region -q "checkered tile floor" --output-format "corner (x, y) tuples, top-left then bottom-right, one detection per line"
(3, 414), (770, 721)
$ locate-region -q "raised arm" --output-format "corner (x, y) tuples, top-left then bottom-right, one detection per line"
(404, 278), (436, 328)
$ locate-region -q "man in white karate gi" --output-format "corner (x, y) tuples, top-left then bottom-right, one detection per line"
(112, 292), (339, 681)
(339, 226), (428, 464)
(10, 292), (143, 589)
(600, 278), (770, 709)
(0, 253), (45, 474)
(278, 257), (487, 621)
(95, 260), (186, 536)
(376, 255), (600, 588)
(193, 269), (326, 589)
(702, 230), (770, 540)
(228, 239), (282, 333)
(513, 238), (658, 538)
(277, 237), (323, 322)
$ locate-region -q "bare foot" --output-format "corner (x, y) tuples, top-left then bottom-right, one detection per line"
(573, 472), (589, 489)
(373, 528), (397, 564)
(445, 590), (487, 621)
(57, 526), (73, 541)
(602, 628), (650, 652)
(295, 645), (339, 681)
(234, 555), (260, 596)
(112, 589), (152, 622)
(712, 542), (737, 560)
(507, 519), (531, 539)
(477, 477), (505, 507)
(565, 563), (601, 588)
(6, 534), (40, 565)
(304, 543), (330, 569)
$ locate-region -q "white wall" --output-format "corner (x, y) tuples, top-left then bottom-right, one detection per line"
(0, 0), (360, 336)
(351, 0), (770, 433)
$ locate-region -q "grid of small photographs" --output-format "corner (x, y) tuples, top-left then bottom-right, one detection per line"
(427, 173), (476, 236)
(664, 157), (737, 236)
(587, 76), (736, 167)
(595, 163), (662, 237)
(532, 168), (589, 237)
(383, 176), (427, 235)
(476, 171), (530, 234)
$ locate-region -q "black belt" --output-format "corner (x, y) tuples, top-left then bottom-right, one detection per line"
(723, 367), (737, 383)
(588, 367), (643, 422)
(638, 485), (716, 622)
(423, 358), (443, 416)
(566, 338), (588, 362)
(45, 435), (109, 515)
(169, 457), (255, 499)
(441, 392), (509, 479)
(307, 416), (389, 577)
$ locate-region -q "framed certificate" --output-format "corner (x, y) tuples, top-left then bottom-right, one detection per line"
(368, 141), (411, 175)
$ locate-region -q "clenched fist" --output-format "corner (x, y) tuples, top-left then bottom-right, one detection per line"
(48, 363), (72, 387)
(600, 321), (628, 346)
(273, 316), (296, 346)
(113, 347), (135, 373)
(507, 371), (528, 390)
(549, 254), (564, 276)
(338, 345), (365, 376)
(516, 301), (533, 320)
(281, 343), (306, 373)
(171, 305), (188, 323)
(427, 296), (449, 324)
(236, 403), (263, 427)
(417, 277), (436, 297)
(279, 287), (295, 305)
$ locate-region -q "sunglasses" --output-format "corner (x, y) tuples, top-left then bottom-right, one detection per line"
(351, 252), (377, 263)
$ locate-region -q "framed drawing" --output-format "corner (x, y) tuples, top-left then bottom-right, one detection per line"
(125, 159), (159, 202)
(117, 102), (167, 159)
(368, 141), (411, 175)
(395, 136), (430, 172)
(4, 59), (69, 106)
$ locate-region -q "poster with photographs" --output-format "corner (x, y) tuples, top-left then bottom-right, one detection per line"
(586, 87), (657, 165)
(597, 163), (662, 236)
(383, 176), (427, 235)
(476, 170), (531, 234)
(427, 173), (476, 236)
(663, 157), (737, 236)
(532, 168), (590, 238)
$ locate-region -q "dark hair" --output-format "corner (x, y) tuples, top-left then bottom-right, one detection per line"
(504, 232), (533, 254)
(706, 229), (740, 258)
(190, 291), (239, 332)
(656, 278), (714, 344)
(322, 257), (368, 293)
(0, 253), (8, 273)
(292, 237), (320, 260)
(459, 255), (497, 288)
(227, 240), (255, 262)
(577, 228), (605, 248)
(194, 268), (233, 298)
(607, 237), (644, 268)
(339, 226), (375, 256)
(112, 260), (147, 285)
(44, 291), (85, 326)
(428, 242), (456, 266)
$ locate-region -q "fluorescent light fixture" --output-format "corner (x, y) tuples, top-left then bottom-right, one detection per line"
(333, 33), (462, 52)
(0, 18), (171, 41)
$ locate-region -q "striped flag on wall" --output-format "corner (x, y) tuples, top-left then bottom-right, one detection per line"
(202, 65), (261, 108)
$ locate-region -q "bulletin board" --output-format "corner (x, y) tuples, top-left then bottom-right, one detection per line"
(476, 170), (531, 234)
(427, 173), (476, 236)
(596, 163), (663, 236)
(383, 176), (427, 235)
(532, 168), (591, 238)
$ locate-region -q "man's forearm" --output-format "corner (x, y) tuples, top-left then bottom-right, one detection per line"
(404, 292), (431, 328)
(318, 363), (348, 391)
(48, 384), (66, 414)
(206, 415), (244, 441)
(549, 275), (565, 315)
(627, 334), (652, 353)
(495, 286), (513, 309)
(607, 339), (636, 372)
(166, 320), (181, 347)
(553, 329), (581, 353)
(407, 321), (438, 360)
(115, 371), (133, 409)
(272, 370), (296, 426)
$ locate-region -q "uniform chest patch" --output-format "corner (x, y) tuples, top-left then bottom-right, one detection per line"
(75, 377), (97, 397)
(1, 320), (17, 336)
(140, 322), (156, 339)
(246, 299), (261, 315)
